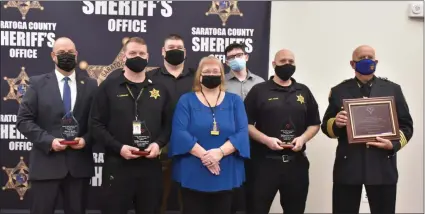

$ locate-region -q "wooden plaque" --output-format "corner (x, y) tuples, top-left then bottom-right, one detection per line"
(343, 96), (400, 143)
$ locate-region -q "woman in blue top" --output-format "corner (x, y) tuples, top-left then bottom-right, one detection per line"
(169, 56), (250, 214)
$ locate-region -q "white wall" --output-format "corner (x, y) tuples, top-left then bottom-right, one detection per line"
(268, 1), (424, 213)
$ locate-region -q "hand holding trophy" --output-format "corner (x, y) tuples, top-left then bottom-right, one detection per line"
(280, 118), (296, 149)
(280, 119), (296, 149)
(132, 121), (151, 156)
(60, 112), (79, 145)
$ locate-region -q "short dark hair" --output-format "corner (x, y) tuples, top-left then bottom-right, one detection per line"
(123, 37), (147, 51)
(164, 34), (184, 45)
(224, 43), (246, 56)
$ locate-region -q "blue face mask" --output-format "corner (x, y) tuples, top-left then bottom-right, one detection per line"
(354, 59), (376, 75)
(228, 58), (246, 72)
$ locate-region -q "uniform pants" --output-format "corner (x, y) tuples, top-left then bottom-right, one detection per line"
(101, 163), (163, 214)
(333, 184), (397, 214)
(181, 187), (233, 214)
(30, 174), (89, 214)
(246, 154), (310, 214)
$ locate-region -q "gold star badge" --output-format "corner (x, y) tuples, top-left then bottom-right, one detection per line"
(2, 157), (30, 200)
(296, 94), (305, 104)
(205, 1), (243, 26)
(150, 88), (160, 99)
(3, 66), (30, 104)
(370, 64), (375, 71)
(3, 1), (44, 20)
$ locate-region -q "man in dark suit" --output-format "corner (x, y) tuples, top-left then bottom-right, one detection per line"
(16, 37), (97, 214)
(321, 45), (413, 214)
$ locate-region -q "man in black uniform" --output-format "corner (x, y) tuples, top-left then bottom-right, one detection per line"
(148, 34), (194, 106)
(321, 45), (413, 214)
(244, 49), (321, 214)
(90, 37), (172, 214)
(147, 34), (194, 213)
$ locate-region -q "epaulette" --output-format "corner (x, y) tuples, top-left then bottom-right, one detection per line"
(377, 76), (397, 85)
(377, 76), (389, 81)
(342, 78), (351, 83)
(339, 78), (353, 85)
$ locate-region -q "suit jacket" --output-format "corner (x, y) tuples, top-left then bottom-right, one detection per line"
(16, 71), (98, 180)
(321, 77), (413, 185)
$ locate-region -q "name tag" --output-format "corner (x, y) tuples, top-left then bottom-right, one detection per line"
(133, 121), (141, 135)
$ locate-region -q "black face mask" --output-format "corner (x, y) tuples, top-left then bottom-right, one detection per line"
(125, 56), (148, 73)
(165, 49), (185, 66)
(201, 75), (221, 89)
(275, 64), (296, 81)
(56, 53), (76, 72)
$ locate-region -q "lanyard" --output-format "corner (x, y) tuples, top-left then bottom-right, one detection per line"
(200, 90), (221, 123)
(126, 84), (144, 121)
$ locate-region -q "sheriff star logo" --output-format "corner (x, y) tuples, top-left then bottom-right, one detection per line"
(205, 1), (243, 26)
(150, 88), (160, 99)
(2, 157), (30, 200)
(79, 37), (158, 85)
(3, 1), (44, 20)
(3, 66), (30, 104)
(296, 94), (305, 104)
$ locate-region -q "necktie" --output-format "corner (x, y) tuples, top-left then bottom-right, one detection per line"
(360, 84), (372, 98)
(63, 77), (71, 116)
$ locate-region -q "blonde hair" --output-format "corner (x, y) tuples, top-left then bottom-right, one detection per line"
(192, 56), (226, 92)
(123, 37), (147, 52)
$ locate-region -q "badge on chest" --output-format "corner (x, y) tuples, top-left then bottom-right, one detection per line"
(211, 119), (220, 136)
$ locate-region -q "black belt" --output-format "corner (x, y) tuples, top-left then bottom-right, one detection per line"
(265, 152), (305, 163)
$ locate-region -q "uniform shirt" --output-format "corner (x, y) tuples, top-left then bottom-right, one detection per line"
(169, 92), (250, 192)
(244, 77), (321, 158)
(148, 67), (195, 108)
(90, 70), (173, 157)
(225, 70), (264, 100)
(355, 75), (376, 97)
(55, 69), (76, 111)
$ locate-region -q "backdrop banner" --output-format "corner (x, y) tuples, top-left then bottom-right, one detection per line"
(0, 1), (271, 212)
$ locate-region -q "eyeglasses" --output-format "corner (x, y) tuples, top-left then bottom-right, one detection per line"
(226, 53), (244, 61)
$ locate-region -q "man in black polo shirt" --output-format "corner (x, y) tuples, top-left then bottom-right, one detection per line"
(90, 37), (172, 214)
(244, 49), (321, 214)
(148, 34), (194, 107)
(147, 34), (194, 213)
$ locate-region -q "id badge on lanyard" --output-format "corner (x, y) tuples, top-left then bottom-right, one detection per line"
(126, 84), (150, 156)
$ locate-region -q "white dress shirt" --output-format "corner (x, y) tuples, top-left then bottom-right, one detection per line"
(55, 69), (77, 112)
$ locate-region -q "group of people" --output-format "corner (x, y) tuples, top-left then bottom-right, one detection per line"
(16, 34), (413, 214)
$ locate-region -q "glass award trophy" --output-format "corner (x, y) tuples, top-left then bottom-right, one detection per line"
(132, 121), (150, 156)
(280, 118), (296, 149)
(60, 112), (79, 145)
